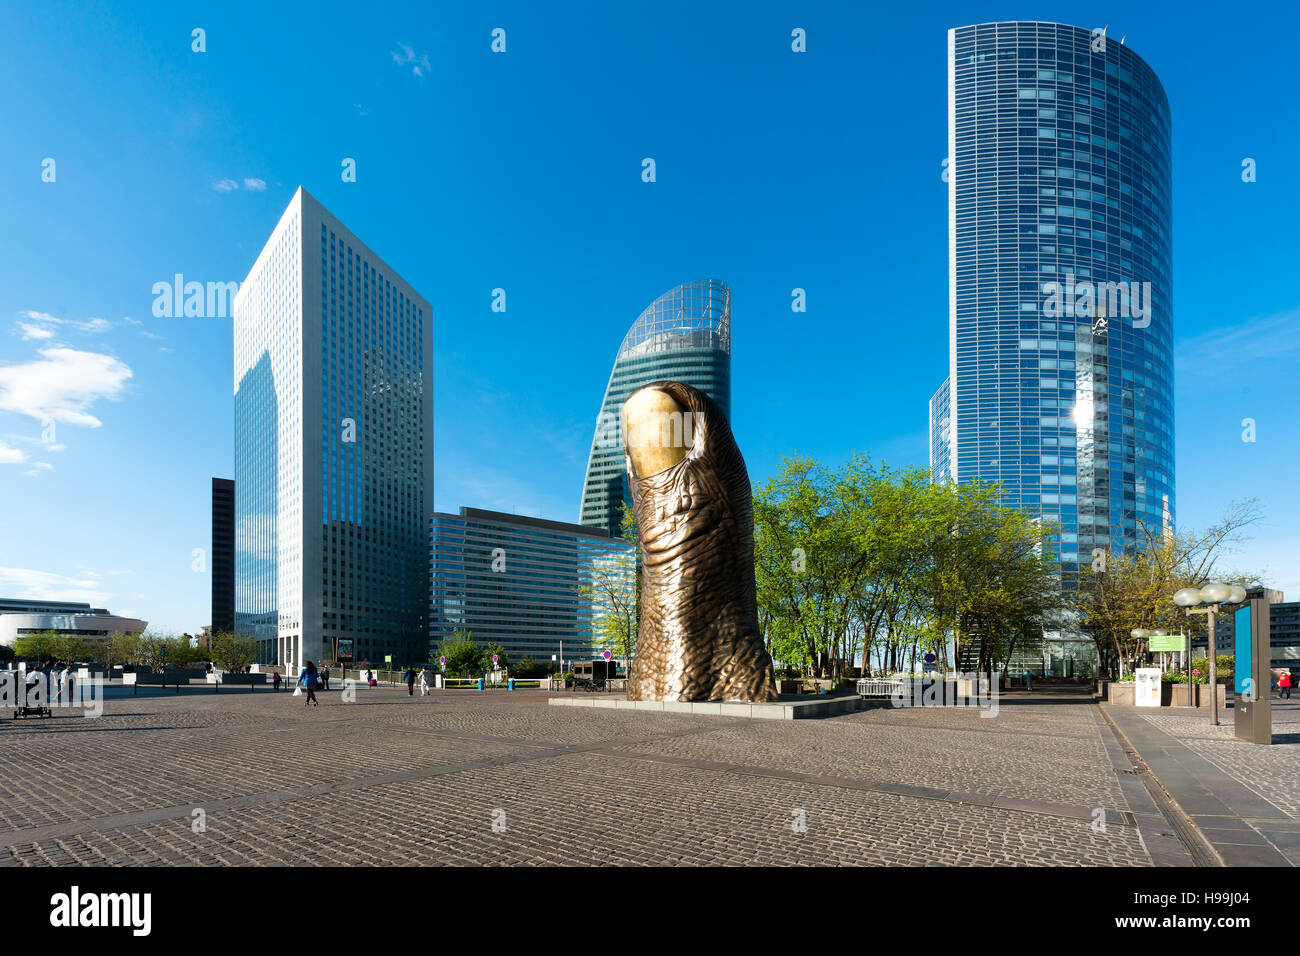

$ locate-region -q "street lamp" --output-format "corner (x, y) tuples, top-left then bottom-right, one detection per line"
(1172, 583), (1247, 726)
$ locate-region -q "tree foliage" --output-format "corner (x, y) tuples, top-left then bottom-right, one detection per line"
(576, 501), (638, 663)
(437, 631), (487, 677)
(754, 453), (1063, 678)
(1074, 500), (1262, 677)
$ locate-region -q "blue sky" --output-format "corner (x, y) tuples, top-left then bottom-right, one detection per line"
(0, 0), (1297, 633)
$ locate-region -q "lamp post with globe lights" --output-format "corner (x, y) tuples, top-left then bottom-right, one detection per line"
(1172, 583), (1248, 726)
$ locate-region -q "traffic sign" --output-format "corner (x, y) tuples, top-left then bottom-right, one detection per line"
(439, 656), (446, 666)
(924, 652), (936, 663)
(492, 654), (499, 664)
(602, 650), (612, 661)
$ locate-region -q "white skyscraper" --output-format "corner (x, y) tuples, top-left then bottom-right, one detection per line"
(233, 187), (433, 672)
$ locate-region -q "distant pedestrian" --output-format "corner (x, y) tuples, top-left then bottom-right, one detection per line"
(1024, 670), (1033, 691)
(273, 671), (282, 692)
(298, 660), (319, 707)
(1280, 671), (1293, 700)
(419, 667), (432, 696)
(321, 666), (330, 691)
(367, 669), (376, 688)
(404, 666), (416, 696)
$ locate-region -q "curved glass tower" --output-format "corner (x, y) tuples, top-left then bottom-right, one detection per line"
(934, 22), (1175, 666)
(578, 279), (731, 535)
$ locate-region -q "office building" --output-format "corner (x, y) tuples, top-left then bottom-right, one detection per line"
(578, 279), (731, 535)
(0, 598), (147, 649)
(233, 187), (434, 671)
(934, 22), (1175, 668)
(430, 507), (635, 665)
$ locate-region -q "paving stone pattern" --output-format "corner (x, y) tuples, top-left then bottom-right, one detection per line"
(0, 686), (1157, 865)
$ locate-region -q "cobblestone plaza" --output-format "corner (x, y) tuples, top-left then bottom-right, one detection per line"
(3, 686), (1294, 867)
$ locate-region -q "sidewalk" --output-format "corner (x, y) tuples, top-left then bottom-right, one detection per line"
(1103, 700), (1300, 866)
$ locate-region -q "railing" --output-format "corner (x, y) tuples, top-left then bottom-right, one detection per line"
(857, 679), (907, 698)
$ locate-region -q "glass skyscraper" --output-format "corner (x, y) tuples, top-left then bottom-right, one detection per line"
(578, 279), (731, 535)
(234, 187), (433, 672)
(429, 507), (635, 664)
(934, 22), (1175, 667)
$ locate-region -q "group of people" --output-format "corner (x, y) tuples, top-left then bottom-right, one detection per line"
(264, 663), (439, 703)
(402, 666), (433, 696)
(20, 661), (77, 701)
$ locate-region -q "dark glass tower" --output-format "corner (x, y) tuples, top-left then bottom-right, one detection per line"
(578, 280), (731, 535)
(211, 477), (235, 634)
(934, 22), (1175, 668)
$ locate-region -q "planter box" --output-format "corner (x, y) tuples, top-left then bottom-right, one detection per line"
(1168, 683), (1227, 709)
(777, 680), (802, 694)
(1107, 680), (1228, 708)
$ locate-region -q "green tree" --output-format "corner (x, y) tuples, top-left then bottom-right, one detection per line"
(208, 631), (260, 671)
(437, 632), (486, 677)
(12, 630), (97, 663)
(1075, 500), (1261, 678)
(753, 453), (1062, 679)
(482, 643), (509, 673)
(576, 501), (638, 665)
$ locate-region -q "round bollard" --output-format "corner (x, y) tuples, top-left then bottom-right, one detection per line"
(508, 679), (514, 691)
(477, 678), (483, 691)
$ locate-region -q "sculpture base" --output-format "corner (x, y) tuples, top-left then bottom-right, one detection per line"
(548, 693), (861, 720)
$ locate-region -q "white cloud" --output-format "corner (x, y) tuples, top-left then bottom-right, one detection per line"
(15, 310), (113, 337)
(0, 439), (26, 464)
(0, 348), (132, 427)
(22, 461), (53, 477)
(5, 434), (66, 452)
(213, 178), (240, 192)
(391, 42), (431, 77)
(243, 178), (267, 191)
(0, 567), (110, 605)
(17, 323), (55, 341)
(1176, 308), (1300, 372)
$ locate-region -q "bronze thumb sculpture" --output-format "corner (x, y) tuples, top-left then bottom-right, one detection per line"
(621, 380), (778, 702)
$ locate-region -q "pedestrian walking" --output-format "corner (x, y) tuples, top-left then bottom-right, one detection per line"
(404, 666), (416, 696)
(273, 671), (282, 692)
(367, 669), (376, 688)
(419, 666), (432, 696)
(1280, 671), (1293, 700)
(321, 666), (330, 691)
(298, 660), (320, 707)
(1024, 669), (1033, 691)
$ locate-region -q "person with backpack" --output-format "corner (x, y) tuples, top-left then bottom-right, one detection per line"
(297, 660), (319, 707)
(367, 669), (376, 688)
(404, 666), (417, 696)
